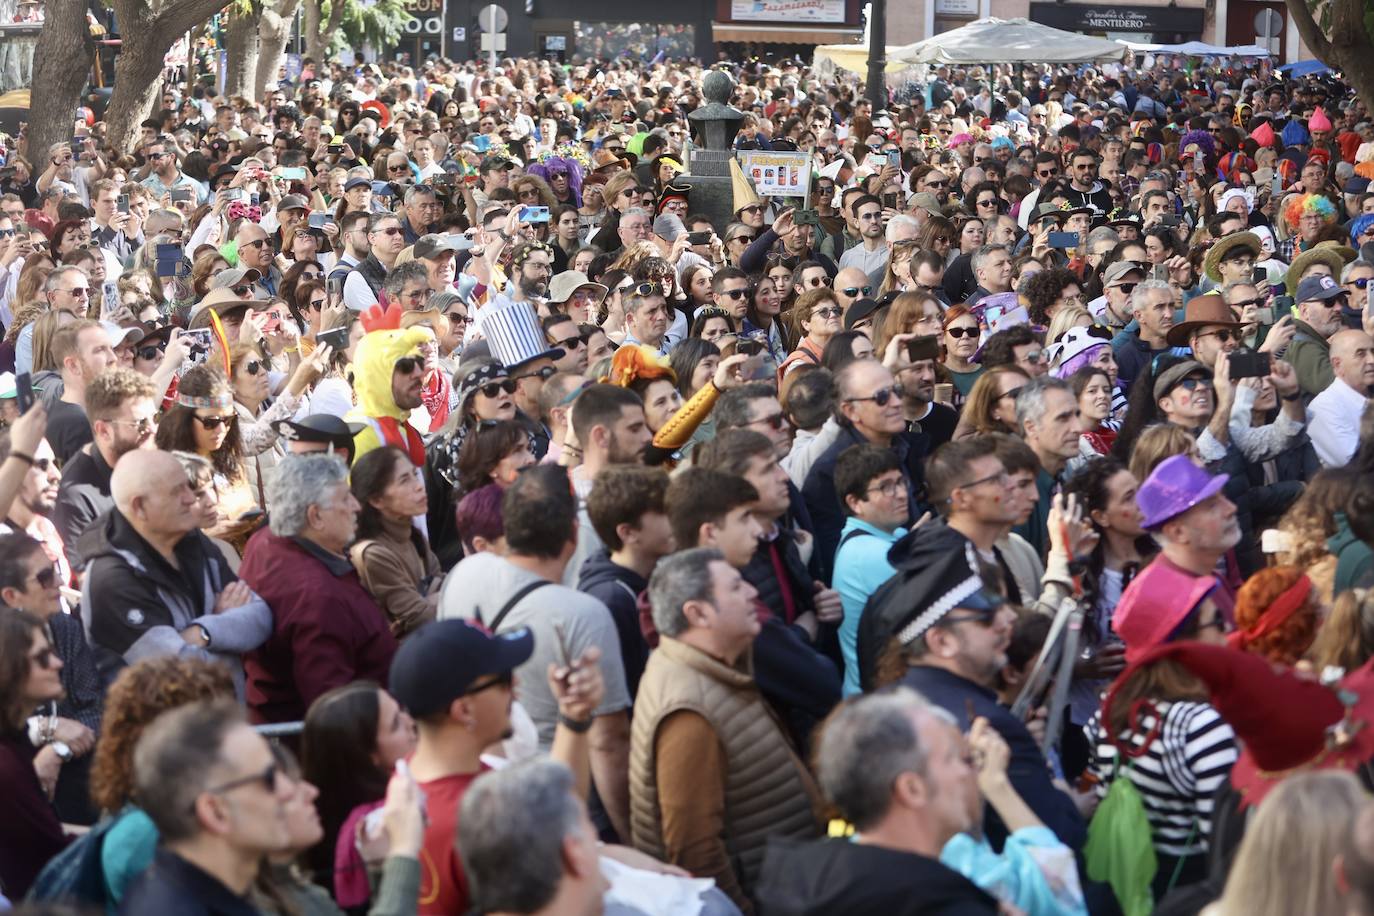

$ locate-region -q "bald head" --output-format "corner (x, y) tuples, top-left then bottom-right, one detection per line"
(1330, 329), (1374, 393)
(111, 449), (186, 513)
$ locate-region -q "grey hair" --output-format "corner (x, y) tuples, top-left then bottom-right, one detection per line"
(620, 207), (651, 226)
(44, 265), (87, 293)
(267, 453), (350, 537)
(1086, 226), (1119, 250)
(649, 547), (724, 639)
(1130, 279), (1173, 314)
(404, 183), (437, 205)
(1342, 260), (1374, 284)
(970, 244), (1008, 276)
(885, 214), (919, 242)
(428, 289), (463, 313)
(815, 688), (953, 830)
(1220, 280), (1259, 301)
(133, 700), (243, 843)
(1014, 374), (1072, 432)
(459, 759), (584, 913)
(382, 260), (429, 298)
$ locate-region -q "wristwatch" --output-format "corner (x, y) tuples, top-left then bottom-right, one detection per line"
(196, 624), (213, 648)
(50, 740), (72, 762)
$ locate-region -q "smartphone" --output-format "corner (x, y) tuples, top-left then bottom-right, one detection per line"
(248, 192), (260, 207)
(518, 205), (550, 223)
(280, 166), (307, 181)
(157, 243), (182, 262)
(1228, 350), (1271, 380)
(1158, 214), (1181, 228)
(117, 194), (130, 214)
(182, 328), (213, 367)
(882, 192), (899, 210)
(316, 326), (349, 351)
(1254, 305), (1274, 324)
(794, 209), (822, 227)
(14, 371), (32, 413)
(736, 338), (763, 357)
(308, 212), (328, 230)
(933, 382), (955, 404)
(686, 230), (712, 245)
(1048, 231), (1079, 249)
(1252, 266), (1268, 285)
(906, 335), (942, 363)
(327, 143), (344, 154)
(887, 149), (901, 170)
(327, 274), (345, 302)
(171, 188), (193, 203)
(224, 188), (246, 203)
(1194, 151), (1204, 174)
(1272, 172), (1282, 197)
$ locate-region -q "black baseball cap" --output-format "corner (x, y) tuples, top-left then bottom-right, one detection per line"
(845, 297), (881, 331)
(388, 621), (533, 718)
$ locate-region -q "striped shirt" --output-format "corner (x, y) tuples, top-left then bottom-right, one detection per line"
(1085, 701), (1237, 857)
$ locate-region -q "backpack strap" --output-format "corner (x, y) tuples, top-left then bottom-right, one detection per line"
(478, 579), (552, 633)
(837, 527), (874, 551)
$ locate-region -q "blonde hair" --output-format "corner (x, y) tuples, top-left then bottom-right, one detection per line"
(1128, 424), (1197, 485)
(1045, 306), (1093, 348)
(1214, 771), (1367, 916)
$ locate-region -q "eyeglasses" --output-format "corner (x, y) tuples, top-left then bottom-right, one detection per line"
(463, 670), (514, 696)
(925, 179), (948, 189)
(804, 276), (832, 288)
(1350, 277), (1373, 290)
(619, 187), (641, 198)
(739, 205), (763, 215)
(628, 282), (665, 297)
(841, 285), (872, 297)
(845, 384), (904, 406)
(240, 238), (271, 250)
(747, 411), (789, 430)
(446, 311), (470, 325)
(479, 379), (518, 398)
(1113, 282), (1138, 295)
(998, 385), (1025, 402)
(395, 356), (423, 374)
(1199, 328), (1241, 343)
(866, 478), (910, 499)
(374, 226), (404, 237)
(945, 326), (978, 339)
(552, 334), (583, 350)
(110, 416), (156, 437)
(241, 359), (264, 375)
(55, 286), (90, 297)
(976, 198), (998, 208)
(194, 414), (236, 430)
(514, 365), (557, 382)
(956, 469), (1010, 492)
(205, 762), (280, 800)
(1176, 377), (1214, 392)
(136, 344), (165, 361)
(812, 306), (842, 319)
(729, 234), (756, 244)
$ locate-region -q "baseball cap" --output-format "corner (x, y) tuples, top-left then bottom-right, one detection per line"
(413, 233), (473, 260)
(388, 620), (534, 719)
(844, 297), (881, 330)
(480, 155), (515, 174)
(277, 194), (309, 212)
(210, 267), (262, 290)
(344, 177), (371, 192)
(1296, 273), (1345, 302)
(1103, 260), (1147, 286)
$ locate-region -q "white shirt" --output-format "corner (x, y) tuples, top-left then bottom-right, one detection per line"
(1307, 376), (1368, 467)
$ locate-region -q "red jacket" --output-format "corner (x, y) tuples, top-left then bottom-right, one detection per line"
(240, 528), (398, 724)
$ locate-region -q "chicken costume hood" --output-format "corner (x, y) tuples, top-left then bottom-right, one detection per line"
(347, 300), (431, 466)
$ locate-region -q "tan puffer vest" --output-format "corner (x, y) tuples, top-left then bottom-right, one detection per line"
(629, 636), (821, 896)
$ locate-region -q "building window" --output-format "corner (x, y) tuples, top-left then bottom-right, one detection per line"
(573, 22), (695, 58)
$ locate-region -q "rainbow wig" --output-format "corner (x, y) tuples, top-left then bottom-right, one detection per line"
(1284, 192), (1337, 228)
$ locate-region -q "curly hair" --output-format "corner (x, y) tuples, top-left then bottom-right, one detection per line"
(1233, 566), (1319, 666)
(1022, 268), (1079, 327)
(1283, 192), (1337, 229)
(89, 656), (235, 812)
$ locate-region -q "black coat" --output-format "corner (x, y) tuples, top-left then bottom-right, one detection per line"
(119, 849), (259, 916)
(756, 838), (998, 916)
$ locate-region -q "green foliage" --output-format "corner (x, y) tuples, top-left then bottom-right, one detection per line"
(338, 0), (413, 53)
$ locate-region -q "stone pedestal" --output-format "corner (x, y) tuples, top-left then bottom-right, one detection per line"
(687, 69), (746, 236)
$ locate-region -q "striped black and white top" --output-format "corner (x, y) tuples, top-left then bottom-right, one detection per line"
(1085, 701), (1238, 858)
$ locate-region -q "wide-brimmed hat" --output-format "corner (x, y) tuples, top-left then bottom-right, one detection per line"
(477, 299), (564, 371)
(1111, 561), (1219, 661)
(1031, 201), (1065, 225)
(591, 148), (632, 172)
(548, 270), (607, 305)
(1286, 241), (1356, 295)
(1165, 293), (1245, 346)
(1136, 453), (1229, 530)
(1102, 642), (1374, 807)
(1203, 231), (1262, 283)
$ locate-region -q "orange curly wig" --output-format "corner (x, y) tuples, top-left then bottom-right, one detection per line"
(1232, 566), (1319, 667)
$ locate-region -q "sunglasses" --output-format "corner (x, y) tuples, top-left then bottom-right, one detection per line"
(552, 334), (583, 350)
(479, 379), (518, 398)
(1177, 377), (1214, 392)
(135, 343), (164, 361)
(845, 384), (905, 407)
(729, 234), (756, 244)
(739, 205), (763, 215)
(463, 670), (514, 696)
(241, 238), (271, 250)
(395, 356), (423, 374)
(841, 285), (872, 297)
(205, 762), (280, 800)
(241, 359), (264, 376)
(375, 226), (404, 237)
(619, 187), (641, 198)
(946, 326), (978, 338)
(446, 311), (470, 325)
(1201, 329), (1241, 343)
(805, 276), (832, 288)
(628, 282), (665, 297)
(514, 365), (557, 382)
(1351, 277), (1373, 289)
(194, 414), (236, 430)
(748, 412), (789, 430)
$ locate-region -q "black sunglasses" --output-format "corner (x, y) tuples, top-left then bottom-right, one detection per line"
(845, 384), (904, 407)
(514, 365), (557, 382)
(395, 356), (423, 374)
(242, 359), (264, 376)
(479, 379), (518, 398)
(136, 344), (165, 361)
(946, 326), (978, 339)
(552, 334), (583, 350)
(463, 670), (514, 696)
(204, 762), (279, 801)
(194, 414), (236, 430)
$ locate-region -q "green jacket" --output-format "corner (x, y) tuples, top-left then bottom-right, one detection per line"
(1329, 511), (1374, 595)
(1283, 318), (1334, 397)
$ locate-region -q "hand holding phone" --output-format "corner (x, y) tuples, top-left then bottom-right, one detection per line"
(15, 372), (33, 413)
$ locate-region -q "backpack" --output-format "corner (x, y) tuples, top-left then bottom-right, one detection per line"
(1083, 762), (1158, 916)
(25, 811), (124, 907)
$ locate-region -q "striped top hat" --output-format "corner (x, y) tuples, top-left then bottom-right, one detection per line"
(478, 298), (564, 370)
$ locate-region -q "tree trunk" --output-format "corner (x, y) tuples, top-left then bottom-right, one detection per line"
(223, 8), (260, 101)
(1285, 0), (1374, 117)
(27, 0), (93, 160)
(303, 0), (346, 69)
(255, 0), (301, 100)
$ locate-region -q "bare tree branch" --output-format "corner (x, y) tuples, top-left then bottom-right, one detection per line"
(1284, 0), (1333, 60)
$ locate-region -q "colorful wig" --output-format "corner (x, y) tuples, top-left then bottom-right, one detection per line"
(1284, 192), (1338, 228)
(526, 143), (588, 207)
(606, 344), (676, 388)
(1350, 213), (1374, 246)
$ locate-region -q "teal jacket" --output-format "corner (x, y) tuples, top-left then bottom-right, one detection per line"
(1329, 511), (1374, 595)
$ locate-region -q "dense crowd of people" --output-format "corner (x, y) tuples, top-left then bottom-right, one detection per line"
(4, 43), (1374, 916)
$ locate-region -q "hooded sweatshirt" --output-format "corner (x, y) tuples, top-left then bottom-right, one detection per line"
(578, 550), (649, 699)
(347, 326), (432, 465)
